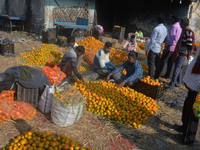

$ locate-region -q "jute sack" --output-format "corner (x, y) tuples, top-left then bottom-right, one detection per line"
(39, 85), (55, 113)
(51, 96), (85, 127)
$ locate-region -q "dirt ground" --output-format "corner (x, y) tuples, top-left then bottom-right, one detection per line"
(0, 32), (200, 150)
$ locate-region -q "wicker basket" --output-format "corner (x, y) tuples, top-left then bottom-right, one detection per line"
(16, 83), (39, 108)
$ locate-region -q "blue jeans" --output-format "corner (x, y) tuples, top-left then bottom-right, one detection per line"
(112, 72), (138, 88)
(169, 55), (186, 89)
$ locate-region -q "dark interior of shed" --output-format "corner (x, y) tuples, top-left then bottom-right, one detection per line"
(95, 0), (191, 36)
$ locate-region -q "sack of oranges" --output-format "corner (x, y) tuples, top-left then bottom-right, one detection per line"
(84, 51), (96, 67)
(0, 98), (36, 124)
(0, 90), (15, 101)
(42, 65), (66, 86)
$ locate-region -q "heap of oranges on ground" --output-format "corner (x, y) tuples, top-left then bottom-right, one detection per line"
(3, 130), (92, 150)
(141, 76), (163, 86)
(74, 80), (160, 128)
(19, 44), (62, 67)
(78, 36), (128, 65)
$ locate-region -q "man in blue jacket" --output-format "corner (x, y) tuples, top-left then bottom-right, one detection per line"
(93, 42), (116, 76)
(106, 52), (143, 88)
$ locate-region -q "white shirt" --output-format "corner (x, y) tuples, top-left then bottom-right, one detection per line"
(183, 47), (200, 92)
(74, 43), (78, 47)
(147, 24), (170, 53)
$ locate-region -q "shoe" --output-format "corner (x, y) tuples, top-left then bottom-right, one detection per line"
(174, 134), (184, 143)
(174, 134), (194, 146)
(174, 124), (183, 132)
(161, 75), (169, 79)
(166, 87), (174, 92)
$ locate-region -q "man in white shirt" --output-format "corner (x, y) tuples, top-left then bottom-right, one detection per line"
(146, 14), (170, 79)
(93, 42), (116, 76)
(174, 47), (200, 145)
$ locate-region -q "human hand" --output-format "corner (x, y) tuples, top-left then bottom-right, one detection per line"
(187, 55), (190, 60)
(146, 51), (149, 57)
(117, 81), (125, 88)
(106, 74), (111, 82)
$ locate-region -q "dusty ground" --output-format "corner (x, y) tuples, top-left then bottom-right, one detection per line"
(0, 32), (200, 150)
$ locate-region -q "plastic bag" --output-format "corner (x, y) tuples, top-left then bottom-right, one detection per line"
(0, 90), (15, 101)
(135, 31), (143, 37)
(41, 65), (66, 86)
(39, 85), (55, 113)
(187, 56), (194, 65)
(193, 93), (200, 118)
(84, 51), (96, 66)
(51, 96), (84, 127)
(0, 99), (36, 124)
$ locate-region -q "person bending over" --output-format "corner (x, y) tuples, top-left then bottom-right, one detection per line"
(106, 52), (143, 88)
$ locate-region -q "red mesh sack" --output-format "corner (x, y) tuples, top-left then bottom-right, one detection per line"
(84, 51), (96, 67)
(41, 65), (66, 86)
(0, 99), (36, 124)
(0, 90), (15, 101)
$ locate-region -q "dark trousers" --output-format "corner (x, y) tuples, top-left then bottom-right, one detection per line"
(147, 50), (160, 79)
(94, 68), (112, 77)
(112, 72), (138, 88)
(169, 55), (185, 89)
(182, 87), (198, 144)
(156, 50), (173, 78)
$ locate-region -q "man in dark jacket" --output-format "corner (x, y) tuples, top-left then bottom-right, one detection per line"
(60, 46), (86, 82)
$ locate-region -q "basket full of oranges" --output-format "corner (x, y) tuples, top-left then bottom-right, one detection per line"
(136, 76), (164, 100)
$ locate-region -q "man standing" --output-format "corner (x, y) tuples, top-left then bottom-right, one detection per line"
(106, 52), (143, 88)
(168, 18), (195, 90)
(146, 14), (170, 79)
(156, 15), (182, 79)
(60, 46), (86, 82)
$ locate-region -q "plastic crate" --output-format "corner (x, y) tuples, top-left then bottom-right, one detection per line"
(57, 36), (68, 47)
(135, 80), (164, 100)
(42, 29), (56, 39)
(0, 43), (14, 55)
(16, 83), (39, 109)
(42, 37), (56, 44)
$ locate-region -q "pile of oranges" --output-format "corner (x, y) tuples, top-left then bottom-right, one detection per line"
(137, 42), (165, 51)
(195, 43), (200, 51)
(77, 36), (128, 65)
(141, 76), (163, 86)
(19, 44), (62, 66)
(137, 42), (145, 50)
(109, 50), (128, 64)
(74, 80), (159, 128)
(77, 36), (104, 52)
(3, 131), (92, 150)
